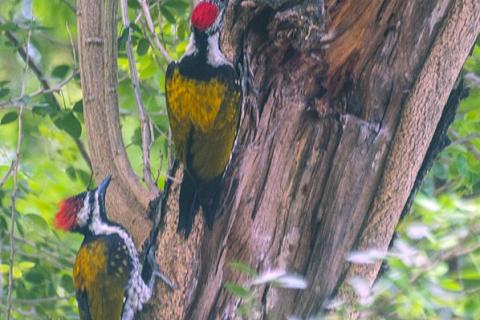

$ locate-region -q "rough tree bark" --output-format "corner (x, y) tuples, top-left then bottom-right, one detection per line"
(76, 0), (479, 319)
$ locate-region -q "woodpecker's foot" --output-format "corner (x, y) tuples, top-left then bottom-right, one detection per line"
(146, 248), (175, 291)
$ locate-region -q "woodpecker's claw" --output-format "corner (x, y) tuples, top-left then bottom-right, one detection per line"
(154, 269), (176, 291)
(146, 247), (175, 291)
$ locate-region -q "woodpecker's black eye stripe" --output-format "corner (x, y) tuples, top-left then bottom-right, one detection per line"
(87, 191), (95, 225)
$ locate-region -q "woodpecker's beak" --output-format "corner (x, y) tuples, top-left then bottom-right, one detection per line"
(97, 175), (112, 200)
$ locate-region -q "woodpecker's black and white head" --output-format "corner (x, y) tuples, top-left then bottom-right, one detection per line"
(191, 0), (228, 36)
(54, 175), (112, 234)
(54, 175), (161, 320)
(183, 0), (231, 68)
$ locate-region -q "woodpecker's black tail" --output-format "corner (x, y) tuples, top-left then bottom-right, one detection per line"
(198, 176), (222, 230)
(178, 172), (222, 238)
(178, 171), (200, 238)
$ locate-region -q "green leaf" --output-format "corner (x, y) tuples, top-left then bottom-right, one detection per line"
(137, 38), (150, 56)
(61, 273), (74, 292)
(440, 279), (462, 291)
(18, 261), (36, 271)
(160, 6), (176, 24)
(73, 100), (83, 114)
(131, 127), (142, 146)
(51, 65), (70, 78)
(0, 87), (10, 98)
(224, 282), (251, 299)
(0, 80), (9, 87)
(0, 22), (17, 31)
(129, 23), (142, 34)
(1, 111), (18, 124)
(23, 214), (50, 231)
(118, 27), (129, 51)
(13, 268), (22, 279)
(32, 102), (57, 117)
(54, 112), (82, 138)
(164, 0), (190, 12)
(127, 0), (140, 9)
(66, 166), (77, 180)
(229, 261), (257, 277)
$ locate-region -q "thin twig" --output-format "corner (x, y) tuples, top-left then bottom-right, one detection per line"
(0, 162), (16, 190)
(65, 22), (77, 70)
(138, 0), (172, 63)
(120, 0), (157, 191)
(32, 71), (79, 96)
(6, 25), (31, 320)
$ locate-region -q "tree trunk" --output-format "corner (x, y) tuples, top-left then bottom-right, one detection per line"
(76, 0), (479, 319)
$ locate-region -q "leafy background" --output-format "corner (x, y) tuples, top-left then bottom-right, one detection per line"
(0, 1), (479, 319)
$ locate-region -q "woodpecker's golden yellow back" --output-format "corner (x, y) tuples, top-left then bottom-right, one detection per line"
(166, 66), (240, 181)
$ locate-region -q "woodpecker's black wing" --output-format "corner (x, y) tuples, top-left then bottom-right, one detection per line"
(76, 290), (92, 320)
(165, 59), (241, 237)
(73, 234), (132, 320)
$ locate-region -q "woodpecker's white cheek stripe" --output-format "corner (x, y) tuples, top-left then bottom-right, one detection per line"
(76, 192), (90, 227)
(207, 33), (230, 67)
(88, 192), (152, 320)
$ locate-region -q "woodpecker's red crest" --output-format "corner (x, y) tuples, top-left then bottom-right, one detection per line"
(54, 194), (85, 231)
(191, 0), (227, 35)
(191, 2), (219, 31)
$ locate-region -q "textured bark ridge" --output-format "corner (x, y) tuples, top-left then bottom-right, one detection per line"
(77, 0), (479, 319)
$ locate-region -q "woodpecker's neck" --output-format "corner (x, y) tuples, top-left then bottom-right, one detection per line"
(78, 191), (123, 239)
(183, 29), (229, 67)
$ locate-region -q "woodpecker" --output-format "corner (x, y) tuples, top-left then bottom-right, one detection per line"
(54, 176), (155, 320)
(165, 0), (241, 237)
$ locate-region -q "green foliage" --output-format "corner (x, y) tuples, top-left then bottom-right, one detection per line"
(0, 0), (191, 318)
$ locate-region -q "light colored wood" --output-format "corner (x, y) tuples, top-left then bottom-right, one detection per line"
(77, 0), (155, 246)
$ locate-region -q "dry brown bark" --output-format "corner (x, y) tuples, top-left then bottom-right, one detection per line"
(76, 0), (480, 319)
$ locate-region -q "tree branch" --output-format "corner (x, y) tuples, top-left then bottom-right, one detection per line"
(77, 0), (156, 245)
